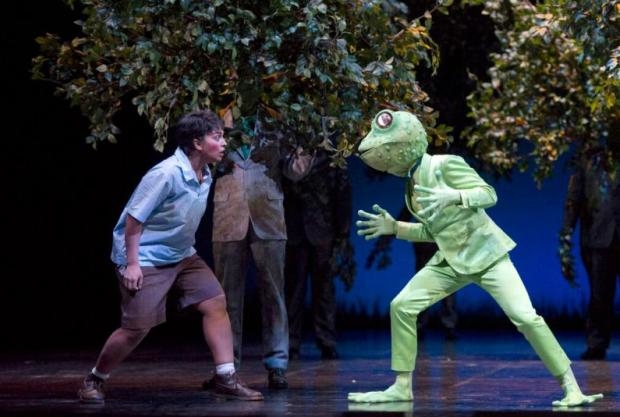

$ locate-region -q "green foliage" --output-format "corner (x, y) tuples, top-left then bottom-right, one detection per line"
(464, 0), (620, 184)
(330, 237), (356, 291)
(32, 0), (448, 162)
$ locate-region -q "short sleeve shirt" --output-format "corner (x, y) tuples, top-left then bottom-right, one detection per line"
(111, 147), (212, 266)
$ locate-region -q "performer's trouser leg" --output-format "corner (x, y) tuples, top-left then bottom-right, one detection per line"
(478, 255), (571, 377)
(390, 261), (465, 372)
(284, 241), (309, 352)
(251, 237), (289, 371)
(310, 241), (337, 349)
(582, 242), (619, 352)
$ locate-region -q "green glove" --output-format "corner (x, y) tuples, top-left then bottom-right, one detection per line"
(414, 170), (461, 222)
(357, 204), (397, 240)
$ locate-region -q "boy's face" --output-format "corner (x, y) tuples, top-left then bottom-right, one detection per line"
(201, 129), (226, 163)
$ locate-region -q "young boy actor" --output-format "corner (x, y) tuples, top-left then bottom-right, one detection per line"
(349, 109), (603, 408)
(78, 110), (263, 403)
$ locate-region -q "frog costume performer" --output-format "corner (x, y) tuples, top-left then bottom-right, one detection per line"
(349, 110), (603, 407)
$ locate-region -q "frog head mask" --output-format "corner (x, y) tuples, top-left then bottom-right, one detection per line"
(357, 110), (428, 177)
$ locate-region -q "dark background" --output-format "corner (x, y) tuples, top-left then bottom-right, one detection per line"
(3, 2), (618, 352)
(5, 2), (169, 350)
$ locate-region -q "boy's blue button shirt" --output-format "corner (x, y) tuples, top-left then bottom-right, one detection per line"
(111, 148), (212, 266)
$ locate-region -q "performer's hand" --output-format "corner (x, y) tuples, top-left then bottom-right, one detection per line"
(558, 228), (578, 287)
(120, 263), (143, 292)
(560, 258), (577, 287)
(414, 170), (461, 222)
(356, 204), (397, 240)
(284, 146), (315, 182)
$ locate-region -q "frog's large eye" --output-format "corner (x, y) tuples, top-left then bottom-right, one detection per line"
(376, 111), (393, 128)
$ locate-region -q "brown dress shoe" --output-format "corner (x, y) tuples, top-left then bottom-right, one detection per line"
(78, 373), (105, 403)
(268, 368), (288, 389)
(213, 371), (264, 401)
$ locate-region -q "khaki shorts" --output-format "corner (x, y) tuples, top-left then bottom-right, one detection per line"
(116, 254), (224, 329)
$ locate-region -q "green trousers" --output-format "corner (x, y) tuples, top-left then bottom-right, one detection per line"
(390, 254), (570, 377)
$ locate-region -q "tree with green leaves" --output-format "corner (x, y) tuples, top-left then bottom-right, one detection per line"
(463, 0), (619, 287)
(31, 0), (462, 295)
(32, 0), (454, 165)
(464, 0), (619, 183)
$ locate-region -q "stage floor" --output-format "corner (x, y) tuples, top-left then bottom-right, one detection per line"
(1, 329), (618, 417)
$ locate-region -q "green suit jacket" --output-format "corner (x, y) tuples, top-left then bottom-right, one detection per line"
(396, 153), (516, 275)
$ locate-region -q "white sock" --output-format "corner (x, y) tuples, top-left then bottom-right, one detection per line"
(91, 367), (110, 380)
(215, 363), (235, 375)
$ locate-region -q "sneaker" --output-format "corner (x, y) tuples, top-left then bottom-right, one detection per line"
(213, 371), (264, 401)
(268, 368), (288, 389)
(78, 373), (105, 403)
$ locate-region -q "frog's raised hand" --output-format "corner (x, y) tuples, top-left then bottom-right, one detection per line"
(356, 204), (396, 240)
(414, 170), (461, 222)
